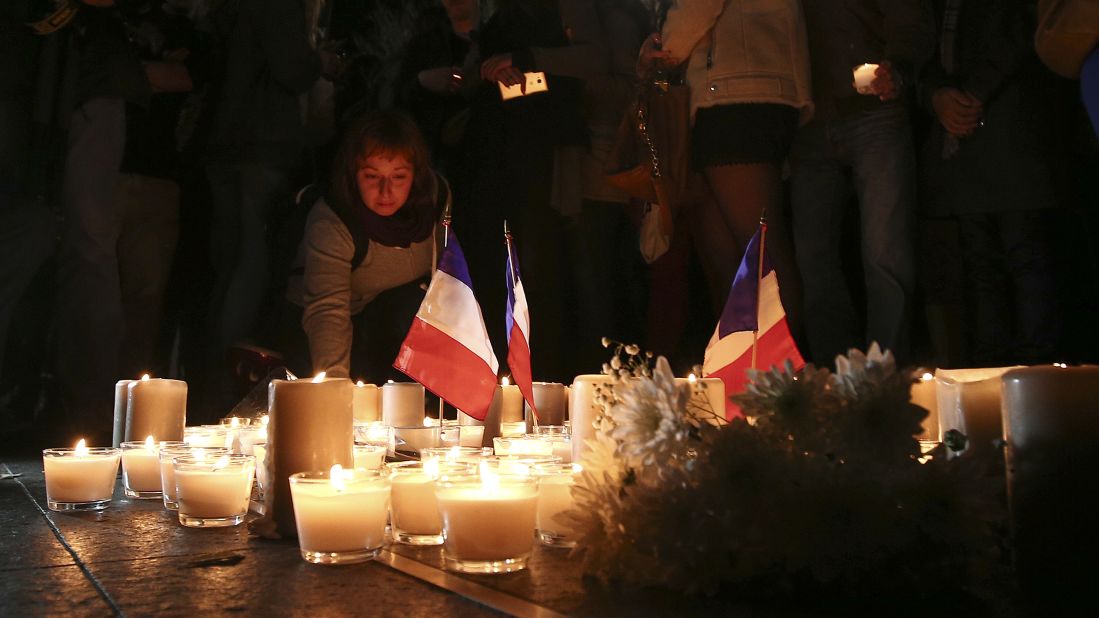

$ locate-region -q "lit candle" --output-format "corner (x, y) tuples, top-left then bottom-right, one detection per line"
(852, 63), (879, 95)
(936, 366), (1021, 456)
(494, 436), (554, 457)
(289, 465), (391, 564)
(1001, 365), (1099, 604)
(125, 375), (187, 443)
(527, 382), (567, 427)
(262, 373), (354, 538)
(533, 463), (581, 547)
(675, 374), (727, 424)
(158, 445), (229, 510)
(420, 446), (493, 464)
(456, 413), (485, 447)
(910, 371), (939, 441)
(388, 460), (475, 545)
(353, 444), (385, 470)
(391, 418), (443, 457)
(497, 377), (524, 423)
(381, 381), (425, 428)
(174, 454), (255, 527)
(353, 381), (381, 422)
(121, 436), (164, 498)
(435, 471), (539, 573)
(112, 379), (135, 447)
(42, 439), (120, 511)
(569, 374), (615, 463)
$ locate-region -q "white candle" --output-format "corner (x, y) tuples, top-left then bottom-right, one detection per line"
(158, 445), (229, 510)
(534, 463), (579, 547)
(936, 366), (1021, 456)
(263, 375), (354, 538)
(853, 63), (879, 95)
(420, 446), (493, 464)
(549, 437), (572, 464)
(527, 382), (567, 427)
(184, 425), (230, 448)
(457, 422), (485, 448)
(391, 420), (442, 457)
(353, 444), (385, 470)
(435, 475), (538, 573)
(675, 375), (727, 424)
(382, 381), (425, 427)
(354, 421), (389, 446)
(289, 466), (390, 564)
(121, 436), (163, 497)
(497, 378), (524, 423)
(42, 440), (120, 510)
(388, 460), (474, 545)
(125, 375), (187, 442)
(353, 382), (381, 422)
(174, 454), (255, 527)
(569, 375), (614, 463)
(910, 371), (939, 441)
(112, 379), (134, 447)
(494, 436), (553, 457)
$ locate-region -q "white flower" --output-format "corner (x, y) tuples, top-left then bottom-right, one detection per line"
(609, 357), (691, 466)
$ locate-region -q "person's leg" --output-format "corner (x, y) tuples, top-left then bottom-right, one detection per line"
(957, 213), (1011, 365)
(54, 97), (127, 440)
(568, 199), (631, 372)
(1001, 209), (1062, 364)
(789, 120), (859, 366)
(116, 174), (180, 377)
(0, 202), (55, 377)
(847, 105), (917, 364)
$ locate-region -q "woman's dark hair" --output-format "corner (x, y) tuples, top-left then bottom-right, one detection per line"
(328, 110), (435, 214)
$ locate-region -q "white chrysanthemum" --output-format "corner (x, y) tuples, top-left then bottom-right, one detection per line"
(609, 357), (691, 466)
(833, 342), (897, 397)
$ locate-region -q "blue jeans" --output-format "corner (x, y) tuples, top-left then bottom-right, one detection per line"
(789, 104), (916, 365)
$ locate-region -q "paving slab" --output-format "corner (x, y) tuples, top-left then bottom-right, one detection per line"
(0, 478), (75, 571)
(0, 564), (113, 616)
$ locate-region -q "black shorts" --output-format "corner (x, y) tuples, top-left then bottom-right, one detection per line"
(691, 103), (799, 169)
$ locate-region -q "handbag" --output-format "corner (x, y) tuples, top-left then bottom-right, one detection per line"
(1035, 0), (1099, 79)
(605, 80), (690, 261)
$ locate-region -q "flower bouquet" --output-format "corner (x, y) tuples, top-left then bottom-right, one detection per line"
(563, 343), (1007, 600)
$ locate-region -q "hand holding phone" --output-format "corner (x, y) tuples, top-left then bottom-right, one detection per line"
(498, 72), (549, 100)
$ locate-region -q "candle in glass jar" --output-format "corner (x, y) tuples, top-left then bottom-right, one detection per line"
(42, 440), (120, 511)
(435, 474), (538, 573)
(174, 454), (255, 527)
(353, 444), (385, 470)
(353, 382), (381, 422)
(388, 460), (474, 545)
(125, 375), (187, 443)
(289, 466), (390, 564)
(159, 445), (229, 510)
(121, 436), (164, 498)
(936, 366), (1021, 456)
(533, 463), (580, 547)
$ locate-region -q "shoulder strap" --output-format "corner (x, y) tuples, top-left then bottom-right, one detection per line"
(322, 189), (371, 270)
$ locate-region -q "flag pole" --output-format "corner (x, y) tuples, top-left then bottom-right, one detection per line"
(435, 202), (454, 424)
(751, 211), (768, 371)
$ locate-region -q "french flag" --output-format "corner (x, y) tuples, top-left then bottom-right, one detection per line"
(505, 234), (537, 418)
(394, 236), (500, 420)
(703, 225), (804, 419)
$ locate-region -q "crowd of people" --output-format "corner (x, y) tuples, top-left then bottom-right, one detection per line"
(0, 0), (1096, 446)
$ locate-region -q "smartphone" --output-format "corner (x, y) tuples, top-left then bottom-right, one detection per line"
(498, 72), (549, 100)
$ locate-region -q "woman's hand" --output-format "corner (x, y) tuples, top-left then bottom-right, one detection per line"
(418, 66), (464, 94)
(636, 33), (676, 78)
(480, 53), (524, 88)
(932, 87), (983, 136)
(870, 60), (904, 101)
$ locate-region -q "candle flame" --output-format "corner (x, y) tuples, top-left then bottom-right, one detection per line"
(144, 435), (155, 450)
(330, 464), (346, 491)
(447, 446), (462, 461)
(213, 455), (229, 470)
(423, 457), (440, 480)
(921, 372), (934, 382)
(260, 415), (269, 426)
(75, 438), (88, 455)
(387, 379), (395, 384)
(571, 463), (583, 474)
(229, 417), (240, 428)
(1054, 362), (1068, 368)
(501, 375), (511, 387)
(687, 373), (697, 383)
(258, 426), (268, 441)
(312, 372), (326, 383)
(141, 374), (150, 381)
(423, 417), (434, 427)
(356, 380), (365, 387)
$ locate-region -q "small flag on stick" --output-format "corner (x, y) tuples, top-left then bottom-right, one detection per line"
(504, 222), (537, 419)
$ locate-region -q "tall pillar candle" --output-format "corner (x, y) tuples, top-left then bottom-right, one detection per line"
(1002, 365), (1099, 608)
(261, 376), (354, 539)
(569, 375), (614, 463)
(497, 379), (523, 423)
(382, 382), (425, 428)
(936, 366), (1020, 456)
(353, 382), (381, 422)
(910, 371), (938, 441)
(525, 382), (567, 428)
(125, 376), (187, 442)
(112, 379), (134, 447)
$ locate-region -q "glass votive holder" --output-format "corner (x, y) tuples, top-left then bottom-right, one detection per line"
(391, 425), (444, 458)
(158, 445), (229, 510)
(219, 416), (255, 427)
(236, 426), (267, 455)
(533, 463), (581, 548)
(253, 443), (268, 496)
(494, 436), (554, 457)
(353, 444), (386, 470)
(479, 455), (561, 477)
(545, 435), (572, 464)
(289, 467), (391, 564)
(420, 446), (494, 465)
(42, 445), (121, 511)
(184, 425), (231, 449)
(387, 460), (476, 546)
(435, 475), (539, 573)
(173, 454), (255, 527)
(121, 438), (172, 499)
(530, 425), (570, 436)
(457, 425), (485, 448)
(354, 421), (389, 447)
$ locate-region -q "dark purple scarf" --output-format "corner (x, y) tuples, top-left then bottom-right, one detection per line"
(355, 192), (438, 248)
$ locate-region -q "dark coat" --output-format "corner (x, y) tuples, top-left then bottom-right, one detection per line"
(918, 0), (1077, 216)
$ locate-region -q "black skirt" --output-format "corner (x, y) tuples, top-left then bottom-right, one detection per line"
(691, 103), (799, 168)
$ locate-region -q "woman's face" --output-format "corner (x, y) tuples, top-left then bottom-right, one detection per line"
(357, 154), (414, 217)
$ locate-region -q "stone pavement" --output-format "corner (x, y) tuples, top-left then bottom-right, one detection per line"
(2, 458), (795, 618)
